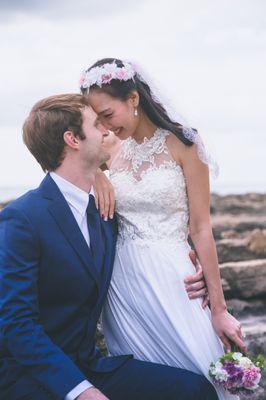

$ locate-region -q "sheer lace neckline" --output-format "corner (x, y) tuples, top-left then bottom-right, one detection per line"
(125, 127), (164, 147)
(120, 127), (170, 173)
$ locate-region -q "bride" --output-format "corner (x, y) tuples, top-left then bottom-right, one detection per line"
(80, 58), (246, 399)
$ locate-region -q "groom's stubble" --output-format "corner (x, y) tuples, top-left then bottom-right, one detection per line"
(78, 106), (110, 172)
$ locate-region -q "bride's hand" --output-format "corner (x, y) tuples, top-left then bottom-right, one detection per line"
(211, 310), (247, 353)
(93, 169), (115, 221)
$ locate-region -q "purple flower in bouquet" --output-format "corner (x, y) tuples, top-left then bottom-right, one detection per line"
(223, 360), (244, 390)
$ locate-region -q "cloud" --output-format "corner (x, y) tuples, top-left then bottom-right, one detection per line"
(0, 0), (265, 192)
(0, 0), (144, 21)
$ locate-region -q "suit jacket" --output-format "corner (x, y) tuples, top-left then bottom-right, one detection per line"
(0, 174), (130, 399)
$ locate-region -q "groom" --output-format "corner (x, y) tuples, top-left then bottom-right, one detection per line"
(0, 94), (217, 400)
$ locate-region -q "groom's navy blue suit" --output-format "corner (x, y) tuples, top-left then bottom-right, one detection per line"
(0, 174), (218, 400)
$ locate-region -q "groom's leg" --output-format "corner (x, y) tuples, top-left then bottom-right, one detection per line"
(5, 376), (51, 400)
(88, 359), (218, 400)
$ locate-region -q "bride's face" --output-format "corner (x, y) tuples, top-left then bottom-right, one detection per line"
(87, 90), (139, 140)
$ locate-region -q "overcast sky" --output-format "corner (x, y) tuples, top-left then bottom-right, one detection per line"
(0, 0), (265, 198)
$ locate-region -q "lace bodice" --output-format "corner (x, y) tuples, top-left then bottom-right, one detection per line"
(110, 128), (189, 248)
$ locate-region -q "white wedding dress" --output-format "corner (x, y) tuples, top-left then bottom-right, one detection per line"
(102, 128), (238, 400)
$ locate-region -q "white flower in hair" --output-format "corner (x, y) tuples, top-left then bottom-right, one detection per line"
(92, 67), (104, 87)
(123, 62), (135, 79)
(103, 62), (118, 75)
(80, 61), (135, 90)
(100, 62), (118, 85)
(82, 67), (101, 89)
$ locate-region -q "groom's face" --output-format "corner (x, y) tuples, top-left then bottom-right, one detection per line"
(79, 106), (110, 167)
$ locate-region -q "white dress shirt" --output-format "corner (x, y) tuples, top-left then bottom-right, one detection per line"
(50, 172), (94, 400)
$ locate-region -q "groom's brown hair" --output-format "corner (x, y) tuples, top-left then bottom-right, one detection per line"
(23, 93), (90, 171)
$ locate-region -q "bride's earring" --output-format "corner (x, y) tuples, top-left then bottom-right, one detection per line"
(134, 108), (138, 117)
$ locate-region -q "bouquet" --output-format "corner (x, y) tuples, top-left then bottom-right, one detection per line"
(209, 351), (265, 396)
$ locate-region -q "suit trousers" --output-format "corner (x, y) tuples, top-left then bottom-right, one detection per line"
(7, 359), (218, 400)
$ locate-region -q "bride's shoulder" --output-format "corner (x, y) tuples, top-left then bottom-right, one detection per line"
(165, 131), (196, 165)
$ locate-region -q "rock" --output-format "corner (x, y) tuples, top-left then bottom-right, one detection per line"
(221, 277), (231, 293)
(241, 315), (266, 398)
(211, 194), (266, 252)
(226, 299), (266, 318)
(242, 315), (266, 354)
(212, 214), (266, 240)
(248, 229), (266, 255)
(216, 236), (266, 263)
(220, 229), (239, 239)
(215, 229), (266, 263)
(211, 193), (266, 216)
(220, 259), (266, 299)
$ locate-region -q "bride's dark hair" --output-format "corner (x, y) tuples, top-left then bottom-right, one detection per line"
(81, 58), (195, 146)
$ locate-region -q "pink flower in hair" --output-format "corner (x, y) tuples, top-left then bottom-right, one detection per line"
(116, 68), (129, 81)
(79, 72), (86, 87)
(101, 73), (113, 84)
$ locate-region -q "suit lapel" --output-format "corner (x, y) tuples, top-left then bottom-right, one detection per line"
(40, 174), (101, 288)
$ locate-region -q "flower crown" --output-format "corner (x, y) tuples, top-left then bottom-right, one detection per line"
(79, 61), (135, 91)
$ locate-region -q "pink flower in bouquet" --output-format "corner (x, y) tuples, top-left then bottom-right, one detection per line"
(242, 367), (261, 390)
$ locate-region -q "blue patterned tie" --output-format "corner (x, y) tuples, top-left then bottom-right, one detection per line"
(86, 194), (104, 274)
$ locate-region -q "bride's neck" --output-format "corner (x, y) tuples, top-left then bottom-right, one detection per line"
(131, 111), (158, 144)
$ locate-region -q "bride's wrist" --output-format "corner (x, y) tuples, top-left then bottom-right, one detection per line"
(210, 303), (227, 315)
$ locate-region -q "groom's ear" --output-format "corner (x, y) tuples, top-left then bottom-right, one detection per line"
(63, 130), (79, 150)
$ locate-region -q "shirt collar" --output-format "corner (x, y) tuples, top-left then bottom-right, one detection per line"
(50, 172), (93, 217)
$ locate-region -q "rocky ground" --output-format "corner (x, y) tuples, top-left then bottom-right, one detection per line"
(1, 193), (266, 398)
(212, 193), (266, 399)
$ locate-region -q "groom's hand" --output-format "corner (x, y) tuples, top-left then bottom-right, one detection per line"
(77, 387), (109, 400)
(184, 250), (209, 309)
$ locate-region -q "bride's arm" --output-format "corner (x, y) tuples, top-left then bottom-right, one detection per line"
(94, 131), (121, 220)
(168, 135), (246, 352)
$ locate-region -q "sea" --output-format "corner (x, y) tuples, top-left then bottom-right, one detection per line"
(0, 183), (265, 203)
